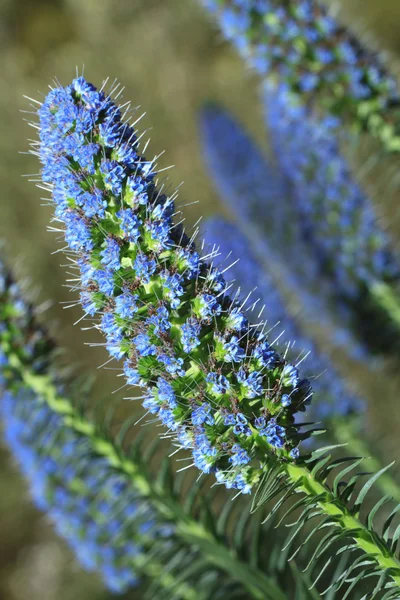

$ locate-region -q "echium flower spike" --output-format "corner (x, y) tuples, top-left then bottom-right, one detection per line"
(0, 254), (292, 600)
(265, 84), (400, 352)
(32, 79), (400, 593)
(34, 76), (312, 495)
(201, 0), (400, 153)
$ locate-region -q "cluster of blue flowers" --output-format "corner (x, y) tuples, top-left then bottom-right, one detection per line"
(1, 387), (168, 594)
(202, 0), (400, 152)
(203, 217), (365, 422)
(265, 84), (400, 300)
(35, 77), (313, 494)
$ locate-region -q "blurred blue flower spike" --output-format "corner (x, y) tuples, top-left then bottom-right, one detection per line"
(201, 0), (400, 154)
(1, 388), (153, 594)
(199, 103), (368, 362)
(264, 84), (400, 354)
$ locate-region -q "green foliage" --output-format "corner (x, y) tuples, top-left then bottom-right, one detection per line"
(253, 446), (400, 596)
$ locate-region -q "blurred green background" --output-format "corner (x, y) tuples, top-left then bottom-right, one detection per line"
(1, 0), (400, 598)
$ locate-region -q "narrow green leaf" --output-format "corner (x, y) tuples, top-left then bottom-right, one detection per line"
(353, 462), (395, 513)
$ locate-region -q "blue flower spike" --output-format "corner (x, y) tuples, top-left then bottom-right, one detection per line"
(202, 0), (400, 153)
(1, 388), (162, 595)
(33, 76), (313, 495)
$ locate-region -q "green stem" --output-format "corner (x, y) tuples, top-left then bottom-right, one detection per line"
(12, 359), (285, 600)
(331, 416), (400, 503)
(283, 462), (400, 587)
(370, 281), (400, 329)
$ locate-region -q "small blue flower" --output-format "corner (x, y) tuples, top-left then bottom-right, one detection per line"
(253, 341), (280, 369)
(222, 412), (236, 426)
(176, 427), (193, 449)
(290, 447), (300, 459)
(106, 338), (125, 360)
(159, 407), (178, 430)
(197, 294), (222, 319)
(281, 364), (300, 389)
(215, 470), (251, 495)
(99, 119), (122, 147)
(192, 403), (215, 426)
(254, 416), (266, 430)
(281, 394), (292, 407)
(77, 256), (95, 287)
(147, 220), (172, 250)
(101, 313), (123, 340)
(233, 412), (252, 437)
(133, 333), (156, 357)
(146, 306), (171, 335)
(193, 441), (217, 474)
(206, 269), (226, 292)
(101, 238), (121, 271)
(260, 418), (286, 449)
(133, 253), (156, 284)
(176, 248), (200, 279)
(94, 269), (115, 296)
(142, 395), (160, 415)
(64, 212), (94, 252)
(161, 272), (184, 309)
(115, 290), (139, 319)
(114, 143), (137, 168)
(117, 209), (142, 242)
(237, 369), (263, 398)
(127, 176), (149, 206)
(123, 360), (141, 385)
(222, 335), (245, 363)
(229, 444), (251, 466)
(206, 372), (230, 395)
(158, 354), (185, 377)
(80, 292), (98, 316)
(157, 378), (177, 409)
(100, 160), (125, 195)
(226, 307), (248, 331)
(231, 473), (252, 495)
(181, 318), (201, 353)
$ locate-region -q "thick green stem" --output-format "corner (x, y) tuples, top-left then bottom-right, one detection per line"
(284, 462), (400, 587)
(10, 357), (285, 600)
